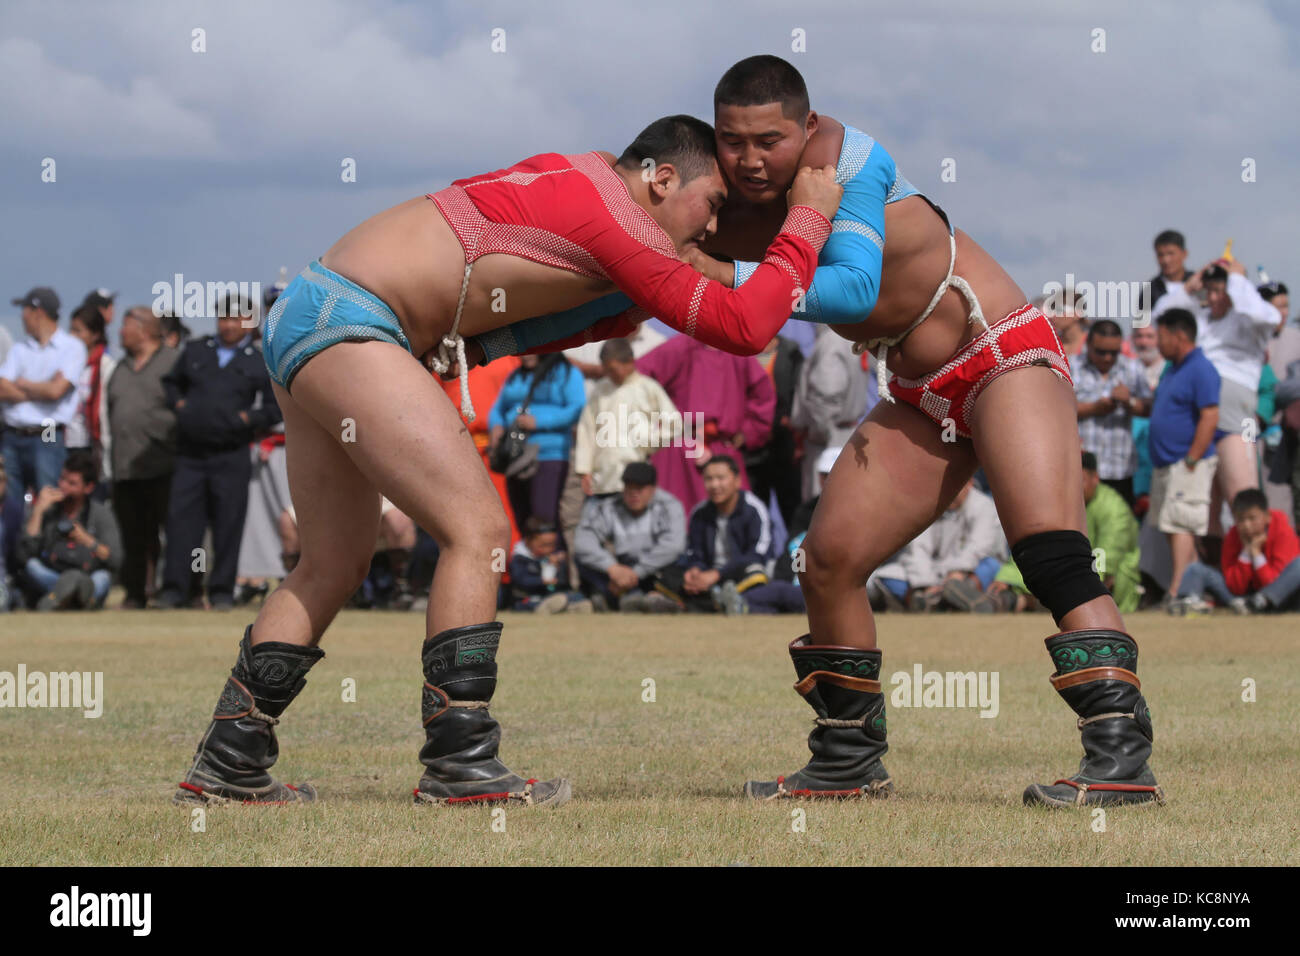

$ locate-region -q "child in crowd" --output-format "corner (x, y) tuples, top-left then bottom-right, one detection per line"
(507, 517), (592, 614)
(1171, 488), (1300, 614)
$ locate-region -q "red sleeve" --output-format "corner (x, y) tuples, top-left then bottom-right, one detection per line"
(1256, 512), (1300, 588)
(523, 307), (649, 355)
(1221, 527), (1252, 595)
(588, 205), (831, 356)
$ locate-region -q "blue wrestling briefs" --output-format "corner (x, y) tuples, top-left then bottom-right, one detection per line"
(262, 259), (412, 390)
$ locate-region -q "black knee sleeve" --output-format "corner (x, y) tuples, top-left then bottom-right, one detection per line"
(1011, 530), (1109, 625)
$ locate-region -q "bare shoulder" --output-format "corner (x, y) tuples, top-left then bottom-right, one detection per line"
(801, 115), (845, 170)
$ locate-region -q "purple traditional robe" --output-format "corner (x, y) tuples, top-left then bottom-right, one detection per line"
(637, 335), (776, 513)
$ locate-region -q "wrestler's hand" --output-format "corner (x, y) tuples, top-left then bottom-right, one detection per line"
(788, 165), (842, 221)
(427, 338), (486, 380)
(681, 246), (735, 287)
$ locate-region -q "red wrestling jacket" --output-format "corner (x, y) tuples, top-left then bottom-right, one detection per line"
(427, 151), (830, 355)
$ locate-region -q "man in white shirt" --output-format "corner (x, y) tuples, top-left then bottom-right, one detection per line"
(572, 338), (679, 497)
(1154, 260), (1283, 533)
(899, 479), (1009, 611)
(0, 288), (87, 506)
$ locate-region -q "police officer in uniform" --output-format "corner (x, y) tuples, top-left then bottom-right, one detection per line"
(157, 297), (281, 609)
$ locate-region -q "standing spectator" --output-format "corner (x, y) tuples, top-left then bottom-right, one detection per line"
(16, 449), (121, 610)
(638, 335), (775, 512)
(442, 355), (521, 547)
(77, 289), (117, 334)
(1171, 488), (1300, 614)
(1130, 322), (1165, 504)
(0, 463), (12, 610)
(791, 325), (868, 500)
(1263, 281), (1300, 382)
(572, 338), (678, 498)
(1155, 260), (1283, 541)
(488, 353), (586, 529)
(745, 333), (804, 526)
(574, 461), (685, 612)
(1081, 451), (1141, 612)
(65, 303), (116, 497)
(1271, 356), (1300, 534)
(1037, 288), (1088, 359)
(1147, 308), (1220, 598)
(160, 314), (191, 350)
(1142, 229), (1195, 316)
(107, 307), (178, 608)
(156, 298), (281, 610)
(507, 516), (591, 614)
(657, 455), (774, 614)
(0, 287), (86, 506)
(0, 324), (12, 372)
(904, 479), (1009, 612)
(1072, 320), (1153, 508)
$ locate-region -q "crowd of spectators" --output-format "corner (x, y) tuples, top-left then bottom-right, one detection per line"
(2, 228), (1298, 617)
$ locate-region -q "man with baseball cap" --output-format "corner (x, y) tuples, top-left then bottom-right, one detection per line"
(0, 288), (87, 507)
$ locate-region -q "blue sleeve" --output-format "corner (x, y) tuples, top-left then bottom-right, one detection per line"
(1194, 361), (1221, 410)
(488, 376), (517, 429)
(508, 555), (547, 593)
(682, 507), (708, 570)
(735, 128), (892, 325)
(473, 293), (635, 361)
(528, 364), (587, 430)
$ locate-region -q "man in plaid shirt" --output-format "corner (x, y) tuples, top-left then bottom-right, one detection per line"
(1072, 320), (1153, 508)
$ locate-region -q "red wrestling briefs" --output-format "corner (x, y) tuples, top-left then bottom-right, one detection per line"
(886, 304), (1072, 438)
(426, 151), (831, 356)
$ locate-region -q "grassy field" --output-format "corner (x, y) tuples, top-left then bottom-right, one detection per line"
(0, 608), (1295, 866)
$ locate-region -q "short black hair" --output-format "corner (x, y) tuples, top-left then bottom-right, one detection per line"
(599, 338), (635, 364)
(700, 454), (739, 476)
(617, 115), (717, 185)
(522, 516), (557, 537)
(714, 55), (810, 121)
(62, 449), (97, 486)
(1259, 281), (1288, 301)
(159, 312), (191, 342)
(1154, 230), (1185, 250)
(1231, 488), (1269, 516)
(1082, 451), (1098, 473)
(1203, 264), (1229, 284)
(1156, 307), (1197, 341)
(1088, 319), (1123, 340)
(215, 292), (256, 321)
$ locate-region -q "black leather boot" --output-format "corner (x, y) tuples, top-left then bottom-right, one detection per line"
(1024, 629), (1165, 807)
(414, 622), (570, 807)
(174, 626), (324, 805)
(744, 636), (892, 799)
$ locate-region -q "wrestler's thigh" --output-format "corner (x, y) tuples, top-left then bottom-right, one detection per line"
(288, 341), (508, 550)
(805, 397), (977, 577)
(1214, 434), (1256, 500)
(273, 381), (381, 581)
(969, 366), (1085, 542)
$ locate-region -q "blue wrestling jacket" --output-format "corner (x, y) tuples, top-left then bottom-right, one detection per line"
(472, 125), (931, 361)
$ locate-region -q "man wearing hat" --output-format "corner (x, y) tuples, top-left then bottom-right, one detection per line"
(0, 288), (87, 507)
(574, 460), (686, 612)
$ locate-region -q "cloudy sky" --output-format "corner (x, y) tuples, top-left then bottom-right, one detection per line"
(3, 0), (1297, 343)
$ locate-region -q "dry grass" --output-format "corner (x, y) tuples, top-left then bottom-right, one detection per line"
(0, 609), (1295, 866)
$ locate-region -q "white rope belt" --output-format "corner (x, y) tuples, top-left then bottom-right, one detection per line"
(854, 233), (990, 403)
(425, 263), (477, 421)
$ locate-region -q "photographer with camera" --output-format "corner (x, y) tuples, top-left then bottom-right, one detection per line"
(17, 448), (121, 610)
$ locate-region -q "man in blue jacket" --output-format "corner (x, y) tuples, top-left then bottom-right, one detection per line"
(656, 454), (772, 614)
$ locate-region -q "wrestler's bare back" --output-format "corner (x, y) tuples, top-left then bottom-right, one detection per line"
(708, 117), (1028, 382)
(319, 152), (626, 361)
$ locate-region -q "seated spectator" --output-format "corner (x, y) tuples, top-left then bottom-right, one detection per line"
(902, 479), (1008, 612)
(1171, 488), (1300, 614)
(656, 455), (773, 614)
(981, 452), (1139, 612)
(16, 449), (121, 610)
(574, 461), (685, 613)
(507, 517), (592, 614)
